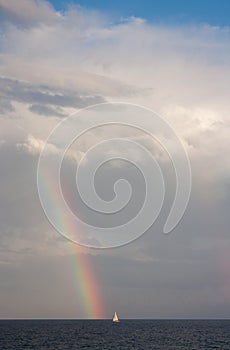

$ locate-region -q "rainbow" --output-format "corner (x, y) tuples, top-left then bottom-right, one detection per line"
(38, 167), (105, 319)
(68, 244), (104, 319)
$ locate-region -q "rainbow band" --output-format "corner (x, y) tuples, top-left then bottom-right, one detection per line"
(38, 170), (104, 319)
(69, 244), (104, 319)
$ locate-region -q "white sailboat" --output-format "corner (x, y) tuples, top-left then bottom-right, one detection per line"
(112, 311), (120, 322)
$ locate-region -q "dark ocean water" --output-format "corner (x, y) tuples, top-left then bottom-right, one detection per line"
(0, 319), (230, 350)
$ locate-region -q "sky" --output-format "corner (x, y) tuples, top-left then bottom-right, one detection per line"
(0, 0), (230, 319)
(51, 0), (230, 26)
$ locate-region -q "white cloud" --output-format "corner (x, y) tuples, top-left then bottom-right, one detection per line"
(1, 2), (229, 218)
(0, 0), (57, 27)
(17, 134), (85, 164)
(17, 134), (50, 155)
(1, 3), (229, 193)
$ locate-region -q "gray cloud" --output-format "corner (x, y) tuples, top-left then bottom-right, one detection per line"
(29, 104), (66, 117)
(0, 1), (230, 319)
(0, 97), (14, 114)
(0, 77), (106, 113)
(0, 0), (57, 28)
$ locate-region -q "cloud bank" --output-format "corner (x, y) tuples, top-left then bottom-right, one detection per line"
(0, 0), (230, 318)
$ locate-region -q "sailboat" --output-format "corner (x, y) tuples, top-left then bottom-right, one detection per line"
(112, 311), (120, 323)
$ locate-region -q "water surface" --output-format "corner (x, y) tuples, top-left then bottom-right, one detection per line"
(0, 319), (229, 349)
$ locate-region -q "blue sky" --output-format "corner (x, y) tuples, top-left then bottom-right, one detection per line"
(50, 0), (230, 26)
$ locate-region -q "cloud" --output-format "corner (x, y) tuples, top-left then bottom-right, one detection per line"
(29, 104), (66, 117)
(17, 134), (50, 155)
(0, 1), (230, 318)
(17, 134), (85, 165)
(0, 76), (106, 112)
(0, 97), (14, 115)
(0, 0), (57, 27)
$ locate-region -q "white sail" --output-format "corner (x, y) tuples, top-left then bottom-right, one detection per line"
(113, 311), (119, 322)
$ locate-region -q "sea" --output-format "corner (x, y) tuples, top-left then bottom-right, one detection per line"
(0, 319), (230, 349)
